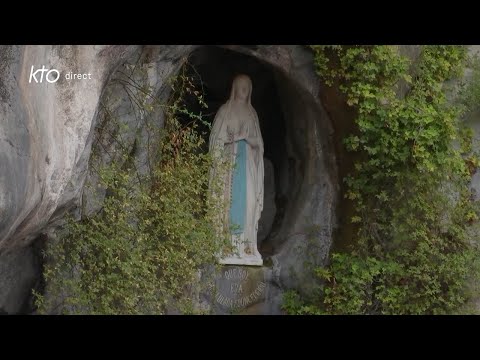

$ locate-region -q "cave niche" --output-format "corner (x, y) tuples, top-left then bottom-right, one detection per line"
(178, 46), (338, 264)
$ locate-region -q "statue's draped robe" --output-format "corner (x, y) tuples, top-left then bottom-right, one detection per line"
(209, 99), (264, 264)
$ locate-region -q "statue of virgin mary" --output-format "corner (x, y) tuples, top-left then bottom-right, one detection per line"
(209, 74), (264, 266)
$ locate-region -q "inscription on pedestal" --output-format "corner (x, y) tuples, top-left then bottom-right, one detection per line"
(214, 267), (266, 310)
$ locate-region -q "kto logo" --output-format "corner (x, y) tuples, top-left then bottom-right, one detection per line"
(29, 65), (60, 84)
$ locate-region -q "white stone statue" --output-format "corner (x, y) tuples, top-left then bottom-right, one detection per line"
(209, 74), (264, 266)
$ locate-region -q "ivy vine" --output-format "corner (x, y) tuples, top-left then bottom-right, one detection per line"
(284, 45), (480, 315)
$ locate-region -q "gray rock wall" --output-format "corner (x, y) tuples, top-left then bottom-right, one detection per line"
(0, 45), (140, 252)
(0, 245), (40, 314)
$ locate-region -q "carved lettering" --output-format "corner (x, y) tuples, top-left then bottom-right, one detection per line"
(216, 280), (266, 309)
(230, 283), (243, 295)
(224, 268), (248, 281)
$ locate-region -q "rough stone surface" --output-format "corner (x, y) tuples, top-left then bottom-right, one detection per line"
(270, 56), (338, 295)
(0, 245), (39, 314)
(0, 45), (140, 251)
(258, 157), (276, 246)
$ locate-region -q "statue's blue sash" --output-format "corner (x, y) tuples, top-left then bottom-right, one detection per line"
(230, 139), (247, 234)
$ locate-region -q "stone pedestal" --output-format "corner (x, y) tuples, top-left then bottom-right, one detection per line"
(209, 265), (269, 314)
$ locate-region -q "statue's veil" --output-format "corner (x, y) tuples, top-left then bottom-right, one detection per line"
(228, 74), (252, 104)
(210, 74), (264, 150)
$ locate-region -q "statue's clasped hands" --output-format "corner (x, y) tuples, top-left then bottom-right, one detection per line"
(227, 127), (235, 144)
(226, 124), (250, 145)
